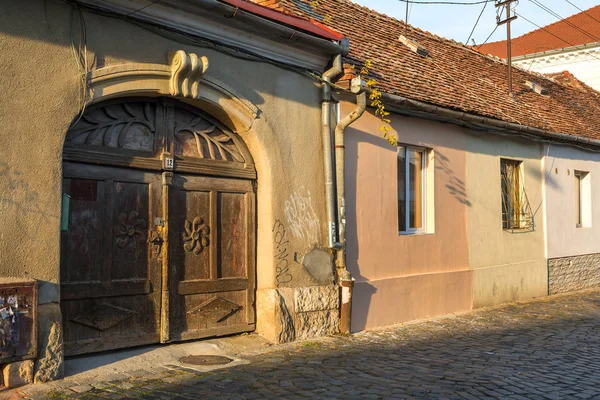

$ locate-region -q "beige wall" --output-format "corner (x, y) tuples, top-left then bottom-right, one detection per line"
(0, 0), (337, 371)
(544, 144), (600, 259)
(466, 134), (547, 307)
(342, 102), (472, 331)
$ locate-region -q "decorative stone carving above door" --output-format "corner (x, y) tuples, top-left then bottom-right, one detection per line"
(86, 50), (258, 133)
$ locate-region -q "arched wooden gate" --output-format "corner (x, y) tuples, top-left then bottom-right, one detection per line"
(60, 98), (256, 356)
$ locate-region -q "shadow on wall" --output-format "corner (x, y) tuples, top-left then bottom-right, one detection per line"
(435, 150), (471, 207)
(343, 128), (390, 332)
(345, 128), (478, 332)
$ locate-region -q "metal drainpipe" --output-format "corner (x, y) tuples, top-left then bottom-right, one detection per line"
(335, 78), (367, 334)
(322, 54), (343, 250)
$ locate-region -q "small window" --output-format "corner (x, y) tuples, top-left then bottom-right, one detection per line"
(575, 171), (583, 227)
(575, 171), (591, 228)
(398, 146), (427, 234)
(501, 158), (533, 231)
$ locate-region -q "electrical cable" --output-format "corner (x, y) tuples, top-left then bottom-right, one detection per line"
(69, 3), (88, 128)
(476, 23), (499, 47)
(529, 0), (600, 42)
(472, 5), (504, 48)
(58, 2), (600, 153)
(466, 0), (488, 44)
(397, 0), (494, 5)
(564, 0), (600, 27)
(126, 0), (162, 17)
(516, 12), (600, 62)
(62, 0), (324, 83)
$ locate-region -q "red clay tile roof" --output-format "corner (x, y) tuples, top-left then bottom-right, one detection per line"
(247, 0), (287, 12)
(545, 71), (590, 91)
(249, 0), (600, 143)
(476, 5), (600, 58)
(220, 0), (344, 41)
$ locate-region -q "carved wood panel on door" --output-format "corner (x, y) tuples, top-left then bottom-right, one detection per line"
(169, 174), (256, 341)
(61, 163), (162, 356)
(61, 98), (256, 355)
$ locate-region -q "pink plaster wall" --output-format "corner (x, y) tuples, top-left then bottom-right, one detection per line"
(352, 271), (473, 331)
(342, 102), (472, 330)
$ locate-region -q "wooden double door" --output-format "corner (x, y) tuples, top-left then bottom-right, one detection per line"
(60, 98), (256, 356)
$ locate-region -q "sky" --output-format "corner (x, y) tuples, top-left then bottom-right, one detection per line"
(352, 0), (600, 45)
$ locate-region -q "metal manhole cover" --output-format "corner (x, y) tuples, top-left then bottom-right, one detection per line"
(179, 355), (233, 366)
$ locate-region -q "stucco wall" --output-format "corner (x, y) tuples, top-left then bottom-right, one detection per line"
(466, 133), (547, 307)
(0, 0), (335, 361)
(342, 103), (472, 331)
(543, 144), (600, 259)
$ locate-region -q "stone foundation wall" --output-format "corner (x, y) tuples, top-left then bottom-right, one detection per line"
(548, 254), (600, 295)
(256, 285), (340, 343)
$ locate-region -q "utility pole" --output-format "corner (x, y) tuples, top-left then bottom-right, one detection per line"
(496, 0), (517, 94)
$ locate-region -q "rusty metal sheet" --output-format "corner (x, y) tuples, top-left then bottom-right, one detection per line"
(0, 279), (37, 363)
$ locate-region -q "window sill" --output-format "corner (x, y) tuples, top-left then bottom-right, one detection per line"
(502, 227), (535, 234)
(398, 231), (434, 236)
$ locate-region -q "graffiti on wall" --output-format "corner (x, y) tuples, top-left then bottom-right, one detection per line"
(0, 163), (56, 221)
(273, 219), (293, 286)
(284, 189), (321, 247)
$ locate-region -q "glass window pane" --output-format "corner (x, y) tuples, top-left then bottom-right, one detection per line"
(409, 149), (423, 229)
(398, 147), (406, 232)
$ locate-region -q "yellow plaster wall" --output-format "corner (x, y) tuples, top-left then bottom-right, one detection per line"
(466, 133), (547, 307)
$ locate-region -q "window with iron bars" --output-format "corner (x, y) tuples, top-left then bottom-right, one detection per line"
(501, 159), (534, 231)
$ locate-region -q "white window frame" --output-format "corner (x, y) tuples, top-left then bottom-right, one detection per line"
(575, 171), (583, 228)
(574, 170), (591, 228)
(398, 145), (427, 235)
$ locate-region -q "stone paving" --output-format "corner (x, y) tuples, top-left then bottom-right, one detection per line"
(7, 289), (600, 399)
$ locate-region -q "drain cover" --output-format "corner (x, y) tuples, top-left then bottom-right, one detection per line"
(179, 355), (233, 366)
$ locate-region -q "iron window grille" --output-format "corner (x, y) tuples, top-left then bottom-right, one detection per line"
(501, 159), (534, 232)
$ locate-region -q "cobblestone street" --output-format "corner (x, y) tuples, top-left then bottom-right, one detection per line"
(10, 289), (600, 400)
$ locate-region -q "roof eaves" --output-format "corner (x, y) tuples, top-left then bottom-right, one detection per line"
(219, 0), (344, 41)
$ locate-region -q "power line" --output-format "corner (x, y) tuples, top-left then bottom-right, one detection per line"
(564, 0), (600, 27)
(473, 6), (504, 48)
(397, 0), (493, 5)
(477, 24), (499, 47)
(126, 0), (162, 17)
(529, 0), (600, 43)
(466, 0), (488, 44)
(516, 11), (600, 62)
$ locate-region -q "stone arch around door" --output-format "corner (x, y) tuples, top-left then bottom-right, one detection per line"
(61, 96), (257, 356)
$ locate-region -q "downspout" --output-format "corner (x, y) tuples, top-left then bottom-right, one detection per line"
(322, 54), (344, 250)
(335, 78), (367, 334)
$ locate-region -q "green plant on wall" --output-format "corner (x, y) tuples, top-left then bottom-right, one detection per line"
(353, 61), (397, 146)
(310, 2), (394, 144)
